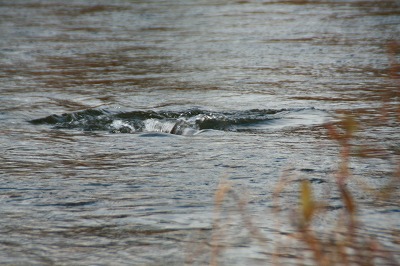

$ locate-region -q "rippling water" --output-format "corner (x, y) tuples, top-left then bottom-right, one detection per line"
(1, 0), (399, 265)
(29, 107), (329, 134)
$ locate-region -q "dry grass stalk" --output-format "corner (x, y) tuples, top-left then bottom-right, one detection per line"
(191, 41), (400, 265)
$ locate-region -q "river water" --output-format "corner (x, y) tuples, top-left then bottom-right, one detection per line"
(0, 0), (399, 265)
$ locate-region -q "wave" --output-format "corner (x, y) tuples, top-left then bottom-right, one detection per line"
(29, 107), (328, 135)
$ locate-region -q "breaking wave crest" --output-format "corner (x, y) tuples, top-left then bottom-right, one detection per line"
(29, 108), (328, 135)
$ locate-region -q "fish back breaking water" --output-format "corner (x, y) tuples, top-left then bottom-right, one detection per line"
(30, 107), (329, 134)
(1, 0), (399, 265)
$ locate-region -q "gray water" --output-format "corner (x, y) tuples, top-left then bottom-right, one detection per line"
(1, 0), (399, 265)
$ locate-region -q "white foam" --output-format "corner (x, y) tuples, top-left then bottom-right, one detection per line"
(110, 120), (135, 133)
(143, 119), (176, 133)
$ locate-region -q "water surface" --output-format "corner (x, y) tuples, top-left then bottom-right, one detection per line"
(0, 0), (399, 265)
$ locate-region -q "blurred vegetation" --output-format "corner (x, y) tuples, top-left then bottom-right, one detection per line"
(191, 41), (399, 265)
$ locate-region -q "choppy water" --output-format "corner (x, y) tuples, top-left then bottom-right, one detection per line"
(1, 0), (399, 265)
(29, 107), (329, 134)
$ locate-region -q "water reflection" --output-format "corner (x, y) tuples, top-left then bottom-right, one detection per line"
(0, 0), (399, 265)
